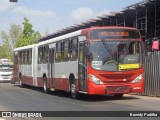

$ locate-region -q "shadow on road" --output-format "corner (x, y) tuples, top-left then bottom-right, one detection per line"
(13, 84), (140, 102)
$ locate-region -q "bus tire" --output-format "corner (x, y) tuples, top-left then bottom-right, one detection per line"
(43, 77), (49, 94)
(11, 80), (15, 84)
(70, 79), (78, 99)
(19, 75), (24, 87)
(114, 94), (124, 98)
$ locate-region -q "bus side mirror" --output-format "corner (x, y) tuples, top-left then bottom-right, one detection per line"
(152, 40), (159, 51)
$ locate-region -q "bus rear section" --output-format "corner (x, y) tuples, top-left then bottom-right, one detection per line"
(12, 44), (36, 86)
(0, 59), (13, 82)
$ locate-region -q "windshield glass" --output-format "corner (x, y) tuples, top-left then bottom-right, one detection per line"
(0, 64), (13, 72)
(90, 40), (142, 71)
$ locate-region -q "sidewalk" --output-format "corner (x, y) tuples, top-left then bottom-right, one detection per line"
(126, 94), (160, 100)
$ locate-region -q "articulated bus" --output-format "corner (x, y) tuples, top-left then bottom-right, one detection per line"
(12, 26), (144, 98)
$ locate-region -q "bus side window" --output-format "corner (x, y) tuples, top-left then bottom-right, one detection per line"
(38, 47), (43, 64)
(55, 42), (62, 62)
(18, 51), (20, 64)
(70, 38), (78, 61)
(22, 51), (26, 64)
(14, 52), (18, 64)
(26, 50), (29, 64)
(25, 51), (28, 64)
(29, 49), (32, 64)
(44, 45), (49, 63)
(62, 40), (70, 62)
(19, 51), (22, 64)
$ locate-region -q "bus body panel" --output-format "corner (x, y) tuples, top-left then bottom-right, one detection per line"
(19, 65), (33, 85)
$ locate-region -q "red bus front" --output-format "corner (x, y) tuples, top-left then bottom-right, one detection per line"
(85, 27), (144, 96)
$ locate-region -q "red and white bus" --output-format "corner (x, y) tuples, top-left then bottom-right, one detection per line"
(12, 26), (144, 98)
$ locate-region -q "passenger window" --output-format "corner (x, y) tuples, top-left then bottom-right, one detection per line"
(18, 51), (22, 64)
(56, 42), (62, 62)
(62, 40), (70, 62)
(38, 45), (49, 64)
(70, 38), (78, 61)
(38, 47), (43, 64)
(28, 50), (32, 64)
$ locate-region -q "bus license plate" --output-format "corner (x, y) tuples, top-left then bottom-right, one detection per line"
(3, 77), (9, 79)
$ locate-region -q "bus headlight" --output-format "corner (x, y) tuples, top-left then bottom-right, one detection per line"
(89, 74), (104, 85)
(132, 74), (143, 83)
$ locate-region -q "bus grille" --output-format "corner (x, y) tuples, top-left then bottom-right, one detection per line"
(1, 75), (10, 76)
(107, 86), (130, 93)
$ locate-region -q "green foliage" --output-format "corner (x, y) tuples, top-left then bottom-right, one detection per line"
(0, 45), (12, 60)
(16, 17), (41, 47)
(0, 17), (41, 60)
(0, 24), (22, 60)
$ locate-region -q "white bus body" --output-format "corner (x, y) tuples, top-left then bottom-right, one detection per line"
(0, 59), (13, 82)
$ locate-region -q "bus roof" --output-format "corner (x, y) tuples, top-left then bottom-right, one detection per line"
(13, 26), (140, 50)
(14, 44), (36, 51)
(37, 30), (82, 47)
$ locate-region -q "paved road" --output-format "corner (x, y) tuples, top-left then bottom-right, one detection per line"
(0, 83), (159, 120)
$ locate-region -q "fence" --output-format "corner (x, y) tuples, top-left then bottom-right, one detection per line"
(141, 51), (160, 96)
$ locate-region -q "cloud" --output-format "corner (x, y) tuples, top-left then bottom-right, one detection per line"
(96, 10), (110, 16)
(69, 7), (111, 23)
(7, 5), (59, 35)
(12, 6), (57, 20)
(70, 7), (93, 21)
(0, 0), (15, 12)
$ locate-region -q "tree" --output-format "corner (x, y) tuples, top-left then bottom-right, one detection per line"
(9, 24), (22, 49)
(0, 24), (22, 60)
(16, 17), (41, 47)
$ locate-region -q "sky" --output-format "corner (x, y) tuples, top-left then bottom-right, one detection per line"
(0, 0), (143, 38)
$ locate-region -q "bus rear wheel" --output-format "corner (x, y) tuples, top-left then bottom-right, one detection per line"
(70, 80), (78, 99)
(19, 75), (24, 87)
(43, 77), (49, 94)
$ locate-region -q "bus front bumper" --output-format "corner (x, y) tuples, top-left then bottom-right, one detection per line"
(88, 81), (144, 95)
(0, 76), (12, 83)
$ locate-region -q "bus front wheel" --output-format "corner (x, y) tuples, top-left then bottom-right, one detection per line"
(70, 80), (78, 99)
(114, 94), (124, 98)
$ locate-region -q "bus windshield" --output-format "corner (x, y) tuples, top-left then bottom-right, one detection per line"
(90, 40), (142, 71)
(0, 59), (13, 72)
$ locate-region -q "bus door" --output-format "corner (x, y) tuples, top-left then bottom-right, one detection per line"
(78, 41), (88, 92)
(49, 44), (55, 88)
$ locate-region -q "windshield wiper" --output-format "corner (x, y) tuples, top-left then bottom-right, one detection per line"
(124, 39), (130, 55)
(101, 39), (117, 64)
